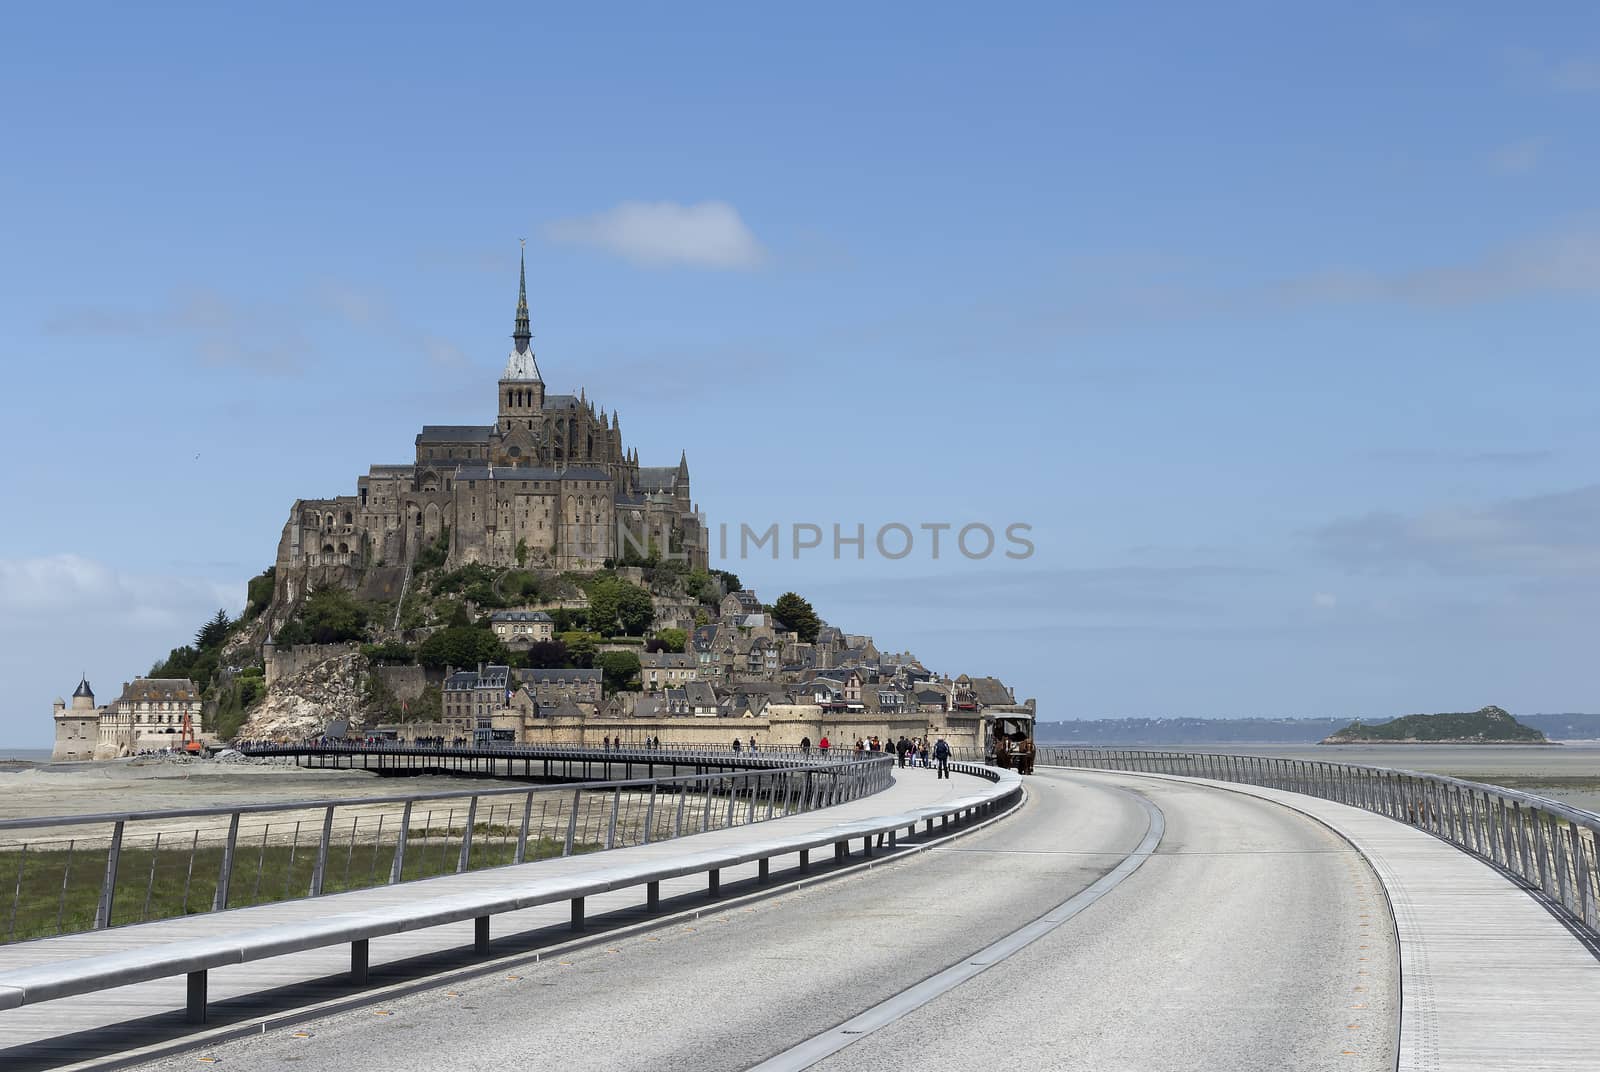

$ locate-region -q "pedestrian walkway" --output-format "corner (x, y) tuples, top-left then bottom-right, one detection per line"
(0, 766), (1006, 1071)
(1080, 768), (1600, 1072)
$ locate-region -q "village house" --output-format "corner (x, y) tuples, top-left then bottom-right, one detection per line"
(640, 650), (697, 690)
(522, 667), (603, 710)
(489, 609), (554, 646)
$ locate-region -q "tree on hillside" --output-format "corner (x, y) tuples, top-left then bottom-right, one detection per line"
(587, 577), (655, 636)
(417, 625), (506, 671)
(244, 567), (276, 619)
(195, 609), (232, 651)
(596, 650), (641, 694)
(523, 639), (570, 669)
(772, 592), (821, 643)
(560, 630), (600, 668)
(684, 568), (718, 604)
(284, 584), (370, 644)
(647, 628), (687, 654)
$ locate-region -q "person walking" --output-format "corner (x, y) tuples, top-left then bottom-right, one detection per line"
(934, 736), (951, 779)
(732, 737), (741, 754)
(819, 734), (830, 755)
(801, 736), (811, 756)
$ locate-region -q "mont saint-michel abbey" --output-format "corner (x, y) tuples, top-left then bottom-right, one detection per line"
(274, 253), (708, 598)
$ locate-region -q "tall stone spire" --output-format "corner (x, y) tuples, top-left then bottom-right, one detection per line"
(512, 241), (532, 355)
(502, 240), (542, 383)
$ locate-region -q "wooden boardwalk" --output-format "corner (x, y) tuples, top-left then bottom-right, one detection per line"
(0, 767), (995, 1071)
(1102, 770), (1600, 1072)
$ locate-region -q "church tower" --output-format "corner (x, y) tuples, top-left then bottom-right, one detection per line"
(498, 244), (544, 432)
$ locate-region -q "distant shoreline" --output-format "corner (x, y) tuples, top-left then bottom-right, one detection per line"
(1318, 739), (1560, 747)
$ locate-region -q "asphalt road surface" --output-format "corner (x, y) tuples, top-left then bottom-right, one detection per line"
(139, 769), (1399, 1072)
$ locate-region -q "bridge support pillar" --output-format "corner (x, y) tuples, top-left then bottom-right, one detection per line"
(571, 897), (584, 932)
(474, 915), (489, 953)
(351, 939), (369, 983)
(186, 970), (207, 1024)
(834, 841), (846, 862)
(799, 849), (809, 872)
(758, 858), (770, 883)
(708, 868), (720, 897)
(862, 836), (873, 857)
(925, 818), (934, 834)
(647, 880), (660, 908)
(889, 830), (897, 848)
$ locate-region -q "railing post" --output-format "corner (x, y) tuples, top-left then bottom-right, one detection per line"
(643, 781), (658, 844)
(1514, 801), (1532, 880)
(1573, 824), (1598, 930)
(564, 790), (580, 856)
(1552, 815), (1572, 910)
(310, 806), (336, 896)
(213, 812), (240, 911)
(458, 795), (479, 873)
(94, 820), (124, 930)
(390, 801), (413, 884)
(1533, 811), (1554, 896)
(514, 791), (534, 864)
(605, 786), (620, 850)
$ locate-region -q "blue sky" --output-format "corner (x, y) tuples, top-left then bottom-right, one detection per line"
(3, 4), (1599, 744)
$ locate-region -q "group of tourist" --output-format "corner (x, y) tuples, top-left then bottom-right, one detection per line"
(600, 736), (663, 751)
(801, 733), (953, 777)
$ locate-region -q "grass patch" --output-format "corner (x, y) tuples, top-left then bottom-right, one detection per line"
(0, 832), (601, 945)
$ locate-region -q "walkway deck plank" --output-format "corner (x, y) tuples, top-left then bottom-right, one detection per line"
(1096, 770), (1600, 1072)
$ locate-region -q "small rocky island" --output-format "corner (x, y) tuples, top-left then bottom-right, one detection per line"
(1320, 705), (1551, 745)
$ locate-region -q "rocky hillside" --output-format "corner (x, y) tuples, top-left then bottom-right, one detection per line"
(1321, 706), (1549, 744)
(238, 649), (376, 740)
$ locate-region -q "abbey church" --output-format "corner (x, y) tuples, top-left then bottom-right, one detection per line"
(273, 251), (708, 602)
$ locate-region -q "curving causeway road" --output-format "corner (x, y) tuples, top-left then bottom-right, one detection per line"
(139, 769), (1399, 1072)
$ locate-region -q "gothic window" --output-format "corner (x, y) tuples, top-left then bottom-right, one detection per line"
(344, 511), (353, 524)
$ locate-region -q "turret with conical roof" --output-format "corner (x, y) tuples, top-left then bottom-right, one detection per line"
(53, 674), (102, 761)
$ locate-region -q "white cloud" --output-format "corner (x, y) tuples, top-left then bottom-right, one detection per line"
(1551, 57), (1600, 92)
(1488, 136), (1547, 175)
(1311, 485), (1600, 575)
(0, 555), (247, 745)
(44, 289), (310, 374)
(545, 200), (767, 269)
(1312, 592), (1338, 608)
(0, 553), (240, 627)
(420, 334), (471, 368)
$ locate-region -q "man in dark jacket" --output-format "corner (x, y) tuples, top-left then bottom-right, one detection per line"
(933, 737), (951, 779)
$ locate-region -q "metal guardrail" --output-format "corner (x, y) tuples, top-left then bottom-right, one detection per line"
(0, 753), (892, 945)
(1040, 747), (1600, 940)
(0, 759), (1020, 1026)
(235, 740), (869, 764)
